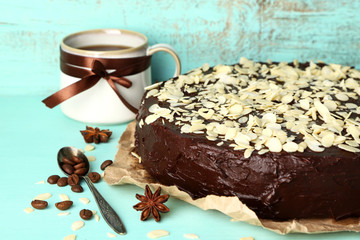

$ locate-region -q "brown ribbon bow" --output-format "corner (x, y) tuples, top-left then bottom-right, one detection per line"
(42, 48), (152, 114)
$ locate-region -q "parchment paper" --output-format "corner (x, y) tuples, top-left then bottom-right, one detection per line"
(104, 121), (360, 234)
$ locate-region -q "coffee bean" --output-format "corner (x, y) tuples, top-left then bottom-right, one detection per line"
(74, 167), (87, 176)
(55, 200), (73, 210)
(88, 172), (101, 183)
(47, 175), (60, 184)
(62, 164), (75, 175)
(71, 184), (83, 193)
(31, 200), (48, 209)
(68, 174), (80, 186)
(100, 160), (113, 171)
(74, 162), (86, 170)
(72, 155), (83, 164)
(57, 177), (68, 187)
(79, 209), (93, 220)
(62, 157), (75, 166)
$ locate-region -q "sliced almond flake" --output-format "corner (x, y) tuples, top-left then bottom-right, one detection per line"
(183, 233), (199, 239)
(338, 144), (360, 153)
(146, 89), (159, 98)
(107, 232), (117, 238)
(95, 214), (100, 222)
(283, 142), (298, 152)
(305, 138), (324, 152)
(334, 135), (347, 144)
(202, 101), (216, 109)
(193, 131), (204, 134)
(24, 207), (34, 213)
(244, 148), (254, 158)
(224, 128), (237, 140)
(144, 82), (162, 91)
(298, 145), (305, 152)
(254, 142), (262, 150)
(335, 93), (349, 102)
(234, 132), (251, 146)
(84, 144), (95, 151)
(239, 237), (254, 240)
(281, 94), (293, 104)
(206, 136), (217, 141)
(311, 107), (317, 120)
(33, 193), (52, 201)
(314, 99), (333, 123)
(180, 124), (191, 133)
(202, 63), (210, 72)
(324, 100), (338, 112)
(265, 123), (281, 131)
(71, 221), (84, 231)
(347, 125), (360, 138)
(262, 128), (273, 137)
(190, 123), (206, 132)
(346, 103), (358, 109)
(216, 142), (224, 146)
(233, 145), (246, 151)
(285, 121), (295, 130)
(345, 140), (359, 147)
(149, 104), (160, 113)
(321, 132), (335, 148)
(265, 137), (282, 152)
(198, 108), (214, 119)
(299, 99), (310, 110)
(262, 112), (276, 125)
(79, 198), (90, 205)
(59, 194), (70, 201)
(228, 104), (243, 115)
(214, 124), (228, 135)
(147, 230), (169, 239)
(145, 114), (160, 125)
(64, 234), (76, 240)
(35, 180), (45, 184)
(88, 155), (96, 162)
(139, 119), (144, 128)
(58, 211), (70, 216)
(258, 149), (269, 155)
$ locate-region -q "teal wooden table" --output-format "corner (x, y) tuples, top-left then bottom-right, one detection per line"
(1, 95), (359, 239)
(2, 0), (360, 239)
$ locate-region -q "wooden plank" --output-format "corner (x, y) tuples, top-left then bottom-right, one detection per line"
(1, 0), (360, 95)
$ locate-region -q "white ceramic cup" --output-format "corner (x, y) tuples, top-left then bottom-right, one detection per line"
(60, 29), (181, 124)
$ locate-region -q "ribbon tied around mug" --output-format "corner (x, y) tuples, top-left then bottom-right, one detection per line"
(42, 48), (152, 114)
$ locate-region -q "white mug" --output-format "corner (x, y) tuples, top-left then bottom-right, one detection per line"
(59, 29), (181, 124)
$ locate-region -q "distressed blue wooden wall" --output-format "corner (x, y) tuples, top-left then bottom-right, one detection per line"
(1, 0), (360, 95)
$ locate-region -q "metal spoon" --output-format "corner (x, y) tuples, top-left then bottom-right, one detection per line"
(57, 146), (126, 235)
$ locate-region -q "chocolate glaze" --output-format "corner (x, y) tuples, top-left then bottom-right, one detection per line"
(135, 63), (360, 220)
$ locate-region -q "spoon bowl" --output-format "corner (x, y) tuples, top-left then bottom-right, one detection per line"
(57, 146), (126, 235)
(57, 146), (90, 176)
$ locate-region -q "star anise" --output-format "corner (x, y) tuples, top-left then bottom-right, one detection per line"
(133, 185), (170, 222)
(80, 126), (112, 144)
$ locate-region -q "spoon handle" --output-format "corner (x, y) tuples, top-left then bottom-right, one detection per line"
(83, 176), (126, 235)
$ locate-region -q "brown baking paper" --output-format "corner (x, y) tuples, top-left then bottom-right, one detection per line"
(104, 121), (360, 234)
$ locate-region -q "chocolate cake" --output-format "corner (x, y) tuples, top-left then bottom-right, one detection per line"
(135, 57), (360, 220)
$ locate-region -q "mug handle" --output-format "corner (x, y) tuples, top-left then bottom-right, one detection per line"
(146, 44), (181, 78)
